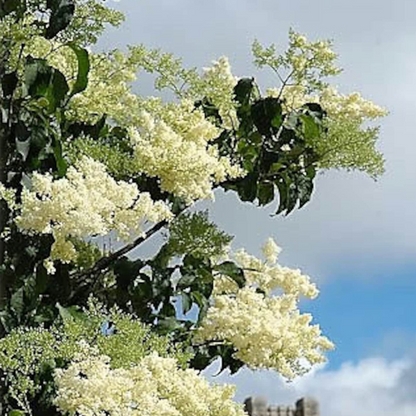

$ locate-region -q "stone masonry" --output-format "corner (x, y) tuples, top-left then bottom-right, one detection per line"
(244, 396), (320, 416)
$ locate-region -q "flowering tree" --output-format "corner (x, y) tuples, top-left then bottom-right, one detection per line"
(0, 1), (387, 415)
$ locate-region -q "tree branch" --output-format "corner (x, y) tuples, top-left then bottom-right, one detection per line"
(0, 136), (8, 310)
(0, 43), (25, 312)
(0, 45), (11, 310)
(72, 219), (169, 282)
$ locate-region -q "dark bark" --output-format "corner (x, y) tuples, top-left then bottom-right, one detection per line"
(0, 45), (11, 311)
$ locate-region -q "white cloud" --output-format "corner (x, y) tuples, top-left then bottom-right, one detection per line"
(204, 355), (416, 416)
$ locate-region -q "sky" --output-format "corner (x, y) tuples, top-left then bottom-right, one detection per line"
(100, 1), (416, 415)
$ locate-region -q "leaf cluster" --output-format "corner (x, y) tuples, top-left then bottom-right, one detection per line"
(207, 78), (326, 215)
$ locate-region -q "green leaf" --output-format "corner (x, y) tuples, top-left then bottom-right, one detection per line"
(151, 243), (172, 271)
(24, 57), (69, 112)
(9, 410), (25, 416)
(159, 301), (176, 318)
(15, 138), (31, 161)
(190, 344), (244, 374)
(0, 310), (14, 333)
(236, 172), (258, 202)
(213, 261), (245, 288)
(302, 102), (325, 119)
(35, 264), (49, 295)
(195, 98), (222, 125)
(298, 175), (314, 208)
(24, 58), (52, 97)
(67, 115), (107, 140)
(286, 181), (299, 215)
(1, 71), (18, 97)
(257, 181), (275, 206)
(237, 137), (260, 171)
(10, 288), (24, 318)
(52, 138), (68, 177)
(156, 317), (183, 334)
(192, 292), (209, 324)
(47, 69), (69, 111)
(45, 0), (75, 39)
(189, 346), (217, 371)
(234, 77), (255, 105)
(275, 177), (289, 215)
(220, 345), (245, 374)
(181, 292), (192, 315)
(0, 0), (25, 18)
(113, 257), (144, 290)
(177, 273), (196, 289)
(67, 43), (90, 96)
(56, 303), (85, 322)
(15, 121), (30, 142)
(178, 256), (213, 298)
(56, 302), (72, 321)
(251, 97), (282, 137)
(300, 114), (320, 140)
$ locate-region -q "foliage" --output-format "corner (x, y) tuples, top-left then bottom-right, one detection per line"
(167, 211), (233, 259)
(0, 300), (189, 414)
(253, 32), (387, 178)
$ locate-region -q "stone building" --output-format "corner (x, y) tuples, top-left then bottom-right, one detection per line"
(244, 396), (320, 416)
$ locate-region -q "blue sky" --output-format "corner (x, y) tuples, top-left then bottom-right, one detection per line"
(304, 274), (416, 368)
(102, 1), (416, 414)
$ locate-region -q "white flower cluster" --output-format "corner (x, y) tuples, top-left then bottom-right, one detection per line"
(54, 353), (245, 416)
(0, 184), (17, 212)
(215, 238), (318, 298)
(198, 57), (239, 129)
(130, 99), (244, 203)
(268, 85), (387, 120)
(27, 40), (244, 203)
(318, 86), (388, 120)
(252, 30), (341, 91)
(267, 84), (387, 178)
(198, 287), (333, 378)
(16, 156), (172, 265)
(197, 239), (334, 378)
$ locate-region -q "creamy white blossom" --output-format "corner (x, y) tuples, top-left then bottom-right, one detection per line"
(262, 237), (282, 265)
(199, 57), (239, 129)
(268, 85), (387, 120)
(0, 184), (17, 212)
(215, 239), (318, 298)
(54, 353), (246, 416)
(197, 239), (333, 377)
(197, 288), (333, 378)
(16, 156), (172, 264)
(130, 100), (244, 202)
(266, 84), (388, 178)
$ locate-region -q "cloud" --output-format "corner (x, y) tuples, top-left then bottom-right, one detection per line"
(97, 1), (416, 283)
(204, 354), (416, 416)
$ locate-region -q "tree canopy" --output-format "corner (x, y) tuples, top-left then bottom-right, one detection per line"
(0, 1), (387, 415)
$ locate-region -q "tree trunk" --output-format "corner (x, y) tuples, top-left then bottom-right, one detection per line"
(0, 46), (10, 311)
